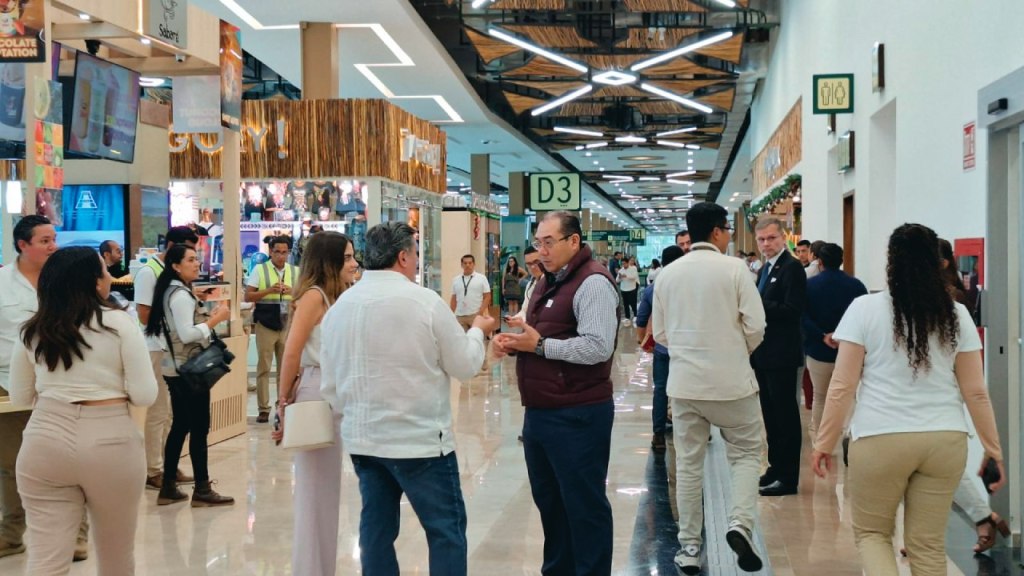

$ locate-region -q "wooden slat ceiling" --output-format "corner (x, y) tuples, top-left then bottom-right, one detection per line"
(595, 85), (652, 98)
(694, 32), (744, 64)
(654, 79), (727, 94)
(644, 124), (725, 134)
(639, 57), (731, 77)
(504, 24), (598, 49)
(701, 87), (736, 111)
(465, 27), (522, 64)
(504, 92), (548, 115)
(618, 27), (700, 50)
(505, 80), (588, 96)
(500, 55), (585, 77)
(491, 0), (566, 9)
(622, 0), (706, 12)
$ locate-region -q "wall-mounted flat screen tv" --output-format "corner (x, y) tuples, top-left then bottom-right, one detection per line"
(67, 52), (140, 163)
(55, 184), (127, 250)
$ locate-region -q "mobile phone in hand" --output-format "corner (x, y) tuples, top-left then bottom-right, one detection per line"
(981, 457), (1001, 494)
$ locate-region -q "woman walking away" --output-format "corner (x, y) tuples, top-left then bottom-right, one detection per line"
(272, 232), (358, 576)
(11, 247), (157, 575)
(146, 244), (233, 507)
(812, 224), (1004, 575)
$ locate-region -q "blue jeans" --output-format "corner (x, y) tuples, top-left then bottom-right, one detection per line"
(523, 400), (614, 576)
(350, 452), (467, 576)
(652, 351), (670, 435)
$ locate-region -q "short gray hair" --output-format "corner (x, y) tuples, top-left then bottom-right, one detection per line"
(364, 222), (417, 270)
(755, 216), (786, 235)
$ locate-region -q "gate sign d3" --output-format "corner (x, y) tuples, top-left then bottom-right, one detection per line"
(812, 74), (854, 114)
(529, 172), (581, 211)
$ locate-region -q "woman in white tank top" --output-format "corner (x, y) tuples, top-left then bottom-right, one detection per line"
(273, 231), (357, 576)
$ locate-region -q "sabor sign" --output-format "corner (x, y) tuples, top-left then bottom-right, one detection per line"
(143, 0), (188, 49)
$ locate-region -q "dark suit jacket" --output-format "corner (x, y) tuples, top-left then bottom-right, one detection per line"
(751, 250), (807, 370)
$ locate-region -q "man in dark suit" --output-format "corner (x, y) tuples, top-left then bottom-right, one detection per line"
(751, 216), (807, 496)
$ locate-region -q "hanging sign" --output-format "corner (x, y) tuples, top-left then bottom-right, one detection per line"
(963, 121), (976, 172)
(143, 0), (188, 49)
(628, 228), (647, 245)
(812, 74), (854, 114)
(219, 20), (242, 131)
(0, 0), (44, 62)
(529, 172), (581, 211)
(173, 76), (221, 133)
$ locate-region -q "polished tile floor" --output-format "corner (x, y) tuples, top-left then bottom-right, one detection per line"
(0, 329), (1017, 575)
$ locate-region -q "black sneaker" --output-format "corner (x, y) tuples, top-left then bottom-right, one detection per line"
(725, 521), (763, 572)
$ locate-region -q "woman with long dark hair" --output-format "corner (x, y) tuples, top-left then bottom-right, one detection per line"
(938, 239), (968, 305)
(811, 224), (1004, 574)
(10, 247), (156, 574)
(271, 232), (357, 576)
(502, 256), (526, 315)
(145, 244), (232, 507)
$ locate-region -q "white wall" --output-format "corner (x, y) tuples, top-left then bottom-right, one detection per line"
(749, 0), (1024, 289)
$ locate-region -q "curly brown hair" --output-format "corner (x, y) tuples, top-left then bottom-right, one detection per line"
(887, 224), (959, 375)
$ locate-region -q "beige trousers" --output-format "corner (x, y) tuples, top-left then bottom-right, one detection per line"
(456, 314), (476, 332)
(144, 351), (171, 477)
(0, 409), (29, 547)
(849, 431), (967, 576)
(672, 394), (764, 546)
(255, 322), (287, 413)
(17, 398), (144, 576)
(805, 357), (835, 435)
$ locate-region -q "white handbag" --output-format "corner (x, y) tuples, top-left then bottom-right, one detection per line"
(281, 400), (336, 452)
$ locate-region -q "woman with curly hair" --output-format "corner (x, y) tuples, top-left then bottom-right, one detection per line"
(811, 223), (1004, 575)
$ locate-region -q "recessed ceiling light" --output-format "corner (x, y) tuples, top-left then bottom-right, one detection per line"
(139, 77), (166, 87)
(586, 142), (609, 149)
(619, 155), (664, 161)
(667, 170), (697, 178)
(599, 167), (606, 171)
(688, 151), (695, 156)
(615, 135), (647, 144)
(593, 70), (638, 86)
(686, 144), (701, 150)
(585, 152), (592, 157)
(554, 126), (604, 137)
(638, 176), (660, 181)
(140, 37), (152, 45)
(593, 160), (600, 165)
(666, 179), (693, 185)
(78, 13), (91, 20)
(657, 140), (688, 149)
(575, 145), (585, 151)
(624, 163), (666, 169)
(656, 127), (698, 137)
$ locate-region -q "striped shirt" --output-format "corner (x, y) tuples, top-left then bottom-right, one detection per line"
(542, 272), (620, 365)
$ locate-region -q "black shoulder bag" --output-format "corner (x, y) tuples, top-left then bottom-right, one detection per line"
(162, 286), (236, 393)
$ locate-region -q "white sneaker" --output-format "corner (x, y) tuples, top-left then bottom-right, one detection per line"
(674, 543), (701, 575)
(725, 521), (763, 572)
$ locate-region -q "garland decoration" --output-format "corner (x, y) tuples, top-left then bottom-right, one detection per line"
(747, 173), (801, 224)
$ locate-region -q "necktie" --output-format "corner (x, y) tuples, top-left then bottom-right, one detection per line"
(757, 262), (772, 294)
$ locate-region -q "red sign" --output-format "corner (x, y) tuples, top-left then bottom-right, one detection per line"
(963, 121), (976, 171)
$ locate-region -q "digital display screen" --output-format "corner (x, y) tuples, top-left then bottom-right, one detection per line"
(68, 52), (140, 163)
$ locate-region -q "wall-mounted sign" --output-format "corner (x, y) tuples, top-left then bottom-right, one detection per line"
(813, 74), (854, 114)
(836, 130), (855, 174)
(529, 172), (581, 211)
(872, 43), (885, 93)
(219, 20), (242, 132)
(0, 0), (44, 62)
(143, 0), (188, 49)
(172, 76), (220, 133)
(628, 228), (647, 245)
(587, 230), (609, 241)
(963, 121), (976, 172)
(605, 230), (631, 240)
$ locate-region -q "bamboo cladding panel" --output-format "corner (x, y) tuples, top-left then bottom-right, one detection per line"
(752, 98), (802, 195)
(619, 27), (699, 49)
(491, 0), (566, 8)
(465, 28), (521, 64)
(170, 100), (446, 193)
(506, 80), (588, 97)
(502, 56), (585, 77)
(504, 25), (598, 48)
(622, 0), (706, 12)
(0, 160), (26, 181)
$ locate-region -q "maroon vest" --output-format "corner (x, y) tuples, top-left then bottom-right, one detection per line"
(516, 244), (619, 408)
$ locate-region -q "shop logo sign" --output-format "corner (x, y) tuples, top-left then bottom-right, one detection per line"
(170, 121), (289, 158)
(75, 190), (97, 210)
(144, 0), (188, 49)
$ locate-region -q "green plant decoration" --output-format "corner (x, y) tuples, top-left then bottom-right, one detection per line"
(747, 173), (802, 224)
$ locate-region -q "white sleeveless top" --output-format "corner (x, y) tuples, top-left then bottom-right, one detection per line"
(300, 287), (331, 368)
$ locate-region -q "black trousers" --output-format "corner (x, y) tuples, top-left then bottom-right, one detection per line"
(162, 376), (211, 486)
(755, 367), (802, 486)
(621, 288), (638, 320)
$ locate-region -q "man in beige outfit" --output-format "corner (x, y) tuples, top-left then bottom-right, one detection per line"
(652, 202), (766, 575)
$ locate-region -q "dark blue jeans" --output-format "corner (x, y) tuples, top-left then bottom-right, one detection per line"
(652, 351), (670, 435)
(350, 452), (467, 576)
(523, 400), (614, 576)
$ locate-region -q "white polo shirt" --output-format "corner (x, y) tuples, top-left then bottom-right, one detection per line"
(451, 272), (490, 316)
(0, 261), (38, 390)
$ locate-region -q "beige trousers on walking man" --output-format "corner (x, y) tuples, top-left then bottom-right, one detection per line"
(255, 322), (287, 414)
(805, 357), (835, 435)
(144, 350), (171, 477)
(848, 431), (967, 576)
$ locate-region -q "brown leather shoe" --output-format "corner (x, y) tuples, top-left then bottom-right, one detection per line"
(73, 541), (88, 562)
(0, 541), (25, 559)
(157, 485), (189, 506)
(145, 474), (162, 490)
(651, 433), (667, 452)
(192, 482), (234, 507)
(176, 469), (194, 484)
(256, 412), (270, 423)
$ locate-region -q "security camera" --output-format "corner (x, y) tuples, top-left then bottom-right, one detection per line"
(175, 53), (186, 63)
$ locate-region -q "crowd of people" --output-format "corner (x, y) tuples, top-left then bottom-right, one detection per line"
(0, 206), (1007, 576)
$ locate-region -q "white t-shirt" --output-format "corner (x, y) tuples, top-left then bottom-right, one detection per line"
(133, 256), (163, 352)
(834, 291), (982, 441)
(451, 272), (490, 316)
(618, 265), (639, 291)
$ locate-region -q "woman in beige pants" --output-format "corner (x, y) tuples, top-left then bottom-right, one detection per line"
(811, 224), (1004, 576)
(9, 247), (157, 575)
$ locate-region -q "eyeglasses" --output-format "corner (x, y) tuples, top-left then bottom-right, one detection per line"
(532, 235), (572, 251)
(525, 260), (541, 268)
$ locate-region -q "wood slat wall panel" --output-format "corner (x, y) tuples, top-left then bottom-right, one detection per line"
(504, 92), (548, 115)
(694, 33), (744, 64)
(504, 24), (598, 48)
(618, 27), (700, 50)
(500, 55), (585, 77)
(505, 80), (587, 96)
(558, 102), (606, 117)
(752, 98), (802, 194)
(465, 28), (521, 64)
(491, 0), (567, 9)
(622, 0), (706, 12)
(171, 100), (446, 193)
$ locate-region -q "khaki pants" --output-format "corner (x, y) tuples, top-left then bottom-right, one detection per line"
(18, 398), (141, 575)
(456, 314), (476, 332)
(849, 431), (967, 576)
(255, 322), (287, 413)
(805, 357), (835, 435)
(0, 409), (29, 547)
(144, 351), (171, 477)
(671, 394), (764, 546)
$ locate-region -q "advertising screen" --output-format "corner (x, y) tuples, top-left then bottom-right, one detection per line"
(56, 184), (126, 250)
(68, 52), (140, 163)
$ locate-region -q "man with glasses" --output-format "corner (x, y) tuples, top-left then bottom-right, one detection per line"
(245, 235), (299, 423)
(751, 216), (807, 496)
(653, 202), (766, 574)
(135, 226), (198, 490)
(493, 211), (620, 576)
(449, 254), (491, 332)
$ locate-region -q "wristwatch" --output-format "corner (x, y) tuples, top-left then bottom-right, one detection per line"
(534, 337), (546, 357)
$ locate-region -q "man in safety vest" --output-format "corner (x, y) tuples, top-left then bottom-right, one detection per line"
(245, 235), (299, 423)
(135, 226), (200, 490)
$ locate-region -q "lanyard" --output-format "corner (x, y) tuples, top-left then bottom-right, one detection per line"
(461, 275), (473, 297)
